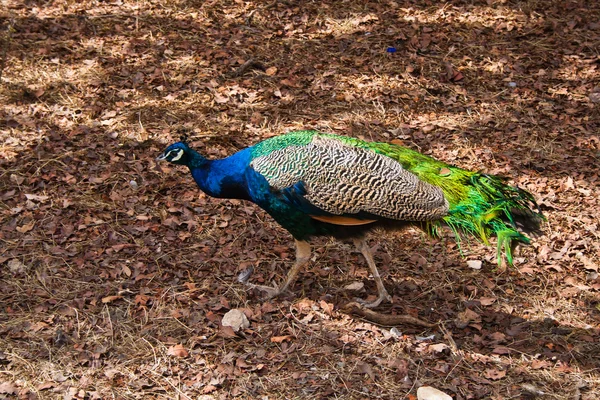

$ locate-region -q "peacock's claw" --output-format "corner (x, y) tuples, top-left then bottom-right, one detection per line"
(355, 290), (392, 309)
(243, 282), (284, 300)
(238, 268), (283, 299)
(237, 239), (310, 302)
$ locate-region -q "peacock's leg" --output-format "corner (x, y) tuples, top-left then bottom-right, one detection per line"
(242, 239), (311, 299)
(353, 238), (392, 308)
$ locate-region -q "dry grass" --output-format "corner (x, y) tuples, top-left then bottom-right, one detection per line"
(1, 0), (600, 399)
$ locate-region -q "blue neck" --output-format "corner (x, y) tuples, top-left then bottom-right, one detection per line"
(188, 148), (252, 199)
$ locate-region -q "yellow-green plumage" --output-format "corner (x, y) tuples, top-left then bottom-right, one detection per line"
(370, 145), (542, 265)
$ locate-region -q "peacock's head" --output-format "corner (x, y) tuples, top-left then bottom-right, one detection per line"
(157, 142), (191, 165)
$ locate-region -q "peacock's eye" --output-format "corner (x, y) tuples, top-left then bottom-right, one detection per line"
(169, 149), (184, 161)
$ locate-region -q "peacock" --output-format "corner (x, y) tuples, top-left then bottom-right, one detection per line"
(157, 130), (543, 308)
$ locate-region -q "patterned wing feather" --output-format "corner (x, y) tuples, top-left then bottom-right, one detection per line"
(250, 135), (449, 221)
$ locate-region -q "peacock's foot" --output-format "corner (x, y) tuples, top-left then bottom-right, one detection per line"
(356, 289), (392, 309)
(245, 283), (285, 300)
(237, 267), (285, 300)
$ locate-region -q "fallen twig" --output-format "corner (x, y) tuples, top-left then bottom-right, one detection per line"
(340, 302), (438, 328)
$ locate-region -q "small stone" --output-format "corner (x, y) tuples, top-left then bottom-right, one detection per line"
(129, 180), (139, 189)
(222, 309), (249, 332)
(467, 260), (482, 270)
(417, 386), (453, 400)
(508, 82), (517, 88)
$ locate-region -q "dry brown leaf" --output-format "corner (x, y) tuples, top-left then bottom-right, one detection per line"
(219, 325), (238, 338)
(270, 335), (293, 343)
(531, 359), (552, 369)
(101, 295), (123, 304)
(492, 346), (511, 355)
(36, 382), (56, 391)
(519, 266), (535, 274)
(167, 344), (188, 358)
(343, 281), (365, 291)
(16, 220), (35, 233)
(103, 368), (120, 379)
(214, 94), (229, 104)
(429, 343), (449, 353)
(0, 382), (18, 395)
(202, 385), (218, 394)
(479, 297), (496, 306)
(134, 294), (150, 306)
(417, 386), (453, 400)
(25, 194), (49, 202)
(484, 368), (506, 380)
(455, 308), (480, 328)
(319, 300), (334, 315)
(356, 361), (375, 380)
(7, 259), (27, 274)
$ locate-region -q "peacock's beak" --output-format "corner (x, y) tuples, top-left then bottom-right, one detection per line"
(156, 152), (168, 161)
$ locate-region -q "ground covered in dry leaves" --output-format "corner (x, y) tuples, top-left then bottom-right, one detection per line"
(1, 0), (599, 399)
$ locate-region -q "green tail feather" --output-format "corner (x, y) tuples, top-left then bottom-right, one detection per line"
(440, 173), (543, 263)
